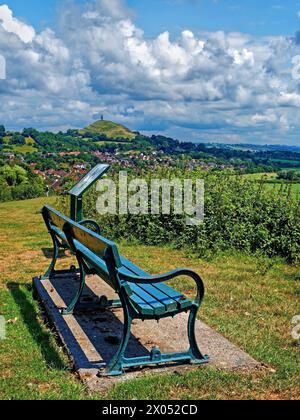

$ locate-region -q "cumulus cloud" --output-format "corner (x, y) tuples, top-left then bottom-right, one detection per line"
(0, 1), (300, 144)
(0, 4), (35, 43)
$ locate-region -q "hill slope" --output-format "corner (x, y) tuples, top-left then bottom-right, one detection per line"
(0, 197), (299, 400)
(82, 120), (136, 140)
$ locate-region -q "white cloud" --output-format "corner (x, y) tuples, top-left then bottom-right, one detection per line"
(252, 113), (277, 124)
(0, 1), (300, 145)
(0, 4), (35, 43)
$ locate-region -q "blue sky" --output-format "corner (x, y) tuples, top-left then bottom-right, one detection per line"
(1, 0), (300, 145)
(131, 0), (300, 38)
(5, 0), (300, 37)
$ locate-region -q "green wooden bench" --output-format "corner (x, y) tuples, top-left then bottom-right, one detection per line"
(41, 205), (209, 376)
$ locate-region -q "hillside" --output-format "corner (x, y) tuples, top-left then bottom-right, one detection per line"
(82, 120), (136, 140)
(0, 197), (299, 399)
(0, 135), (37, 154)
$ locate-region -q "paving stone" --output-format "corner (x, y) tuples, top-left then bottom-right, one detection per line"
(33, 273), (263, 392)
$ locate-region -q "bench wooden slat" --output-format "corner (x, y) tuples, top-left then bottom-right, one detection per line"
(47, 208), (69, 230)
(126, 291), (156, 316)
(129, 284), (166, 316)
(118, 267), (167, 316)
(70, 225), (118, 262)
(134, 283), (178, 312)
(120, 256), (190, 312)
(120, 259), (176, 309)
(153, 283), (192, 311)
(51, 226), (67, 243)
(75, 242), (111, 281)
(119, 261), (187, 313)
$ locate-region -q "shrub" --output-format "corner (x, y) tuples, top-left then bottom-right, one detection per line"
(58, 170), (300, 264)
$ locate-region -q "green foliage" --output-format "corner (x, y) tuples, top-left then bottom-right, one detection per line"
(0, 164), (27, 186)
(0, 164), (45, 202)
(11, 133), (26, 145)
(76, 170), (300, 264)
(278, 170), (300, 182)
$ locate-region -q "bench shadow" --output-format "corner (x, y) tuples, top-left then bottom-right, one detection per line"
(45, 276), (150, 369)
(42, 248), (68, 260)
(7, 282), (66, 370)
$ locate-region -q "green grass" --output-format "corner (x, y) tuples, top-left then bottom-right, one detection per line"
(81, 120), (136, 140)
(11, 145), (38, 153)
(262, 181), (300, 199)
(0, 197), (299, 400)
(240, 173), (300, 199)
(240, 172), (278, 180)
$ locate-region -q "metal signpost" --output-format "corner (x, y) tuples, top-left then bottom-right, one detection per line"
(68, 164), (110, 222)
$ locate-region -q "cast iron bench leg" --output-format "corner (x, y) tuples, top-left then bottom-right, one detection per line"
(41, 233), (59, 280)
(188, 305), (209, 363)
(104, 305), (208, 376)
(105, 297), (132, 376)
(62, 253), (86, 315)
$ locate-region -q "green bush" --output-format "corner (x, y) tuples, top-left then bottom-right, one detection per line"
(0, 164), (45, 202)
(58, 170), (300, 264)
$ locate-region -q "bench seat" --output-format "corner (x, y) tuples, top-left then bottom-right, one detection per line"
(120, 257), (192, 316)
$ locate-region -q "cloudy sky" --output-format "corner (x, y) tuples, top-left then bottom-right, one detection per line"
(1, 0), (300, 145)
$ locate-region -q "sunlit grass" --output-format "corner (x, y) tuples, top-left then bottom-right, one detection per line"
(0, 197), (299, 400)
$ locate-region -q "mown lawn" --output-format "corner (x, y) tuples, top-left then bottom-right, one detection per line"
(0, 197), (299, 400)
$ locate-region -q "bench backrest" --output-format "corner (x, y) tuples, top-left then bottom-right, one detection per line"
(64, 222), (123, 292)
(42, 206), (70, 233)
(42, 206), (123, 292)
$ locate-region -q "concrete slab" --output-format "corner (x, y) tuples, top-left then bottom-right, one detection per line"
(33, 272), (262, 392)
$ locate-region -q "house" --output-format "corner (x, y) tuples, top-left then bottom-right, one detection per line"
(59, 151), (81, 157)
(3, 152), (15, 161)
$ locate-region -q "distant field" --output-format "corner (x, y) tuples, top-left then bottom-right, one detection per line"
(240, 173), (300, 199)
(270, 159), (300, 165)
(95, 140), (130, 146)
(11, 145), (38, 153)
(280, 167), (300, 171)
(241, 173), (278, 180)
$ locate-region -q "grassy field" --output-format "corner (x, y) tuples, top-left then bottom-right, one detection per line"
(0, 197), (299, 400)
(240, 173), (300, 199)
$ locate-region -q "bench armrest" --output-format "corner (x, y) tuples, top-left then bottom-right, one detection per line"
(78, 219), (101, 235)
(117, 268), (205, 305)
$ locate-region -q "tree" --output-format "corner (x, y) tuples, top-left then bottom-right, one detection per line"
(22, 128), (39, 139)
(11, 134), (25, 145)
(0, 125), (5, 137)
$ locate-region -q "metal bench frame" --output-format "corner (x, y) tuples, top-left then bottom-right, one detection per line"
(41, 205), (209, 376)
